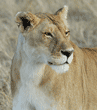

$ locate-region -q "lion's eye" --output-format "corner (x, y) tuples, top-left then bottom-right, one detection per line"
(44, 32), (53, 37)
(65, 31), (70, 36)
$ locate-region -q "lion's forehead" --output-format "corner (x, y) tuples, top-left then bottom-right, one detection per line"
(36, 12), (67, 33)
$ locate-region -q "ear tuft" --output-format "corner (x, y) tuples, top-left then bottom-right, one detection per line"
(55, 5), (68, 20)
(15, 12), (40, 32)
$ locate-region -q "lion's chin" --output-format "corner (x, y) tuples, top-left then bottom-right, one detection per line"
(48, 63), (69, 74)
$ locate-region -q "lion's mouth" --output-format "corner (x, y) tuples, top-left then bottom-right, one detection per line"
(48, 61), (69, 66)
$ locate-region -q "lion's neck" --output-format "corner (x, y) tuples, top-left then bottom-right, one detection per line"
(20, 54), (46, 86)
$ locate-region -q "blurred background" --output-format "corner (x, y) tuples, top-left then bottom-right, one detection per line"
(0, 0), (97, 109)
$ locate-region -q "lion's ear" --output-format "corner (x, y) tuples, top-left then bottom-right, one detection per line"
(55, 5), (68, 20)
(15, 12), (40, 32)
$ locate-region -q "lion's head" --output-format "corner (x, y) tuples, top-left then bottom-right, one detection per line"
(15, 6), (74, 73)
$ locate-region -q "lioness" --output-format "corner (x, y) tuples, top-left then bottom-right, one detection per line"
(11, 6), (97, 110)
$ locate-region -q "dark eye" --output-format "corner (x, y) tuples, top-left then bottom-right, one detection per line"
(65, 31), (70, 36)
(44, 32), (53, 37)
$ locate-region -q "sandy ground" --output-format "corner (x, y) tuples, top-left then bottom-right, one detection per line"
(0, 0), (97, 110)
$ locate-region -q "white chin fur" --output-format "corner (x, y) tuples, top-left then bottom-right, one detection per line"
(50, 64), (69, 74)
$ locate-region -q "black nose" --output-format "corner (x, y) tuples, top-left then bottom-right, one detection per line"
(61, 50), (74, 58)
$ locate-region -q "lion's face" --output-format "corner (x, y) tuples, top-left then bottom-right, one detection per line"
(15, 6), (74, 73)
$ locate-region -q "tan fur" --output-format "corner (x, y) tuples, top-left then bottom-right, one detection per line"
(11, 6), (97, 110)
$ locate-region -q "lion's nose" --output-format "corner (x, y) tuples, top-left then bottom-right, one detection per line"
(61, 49), (74, 58)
